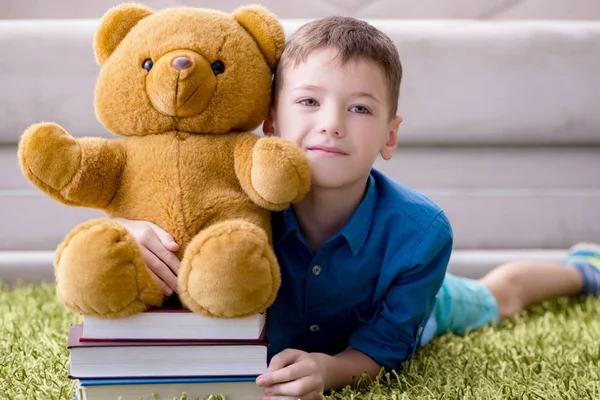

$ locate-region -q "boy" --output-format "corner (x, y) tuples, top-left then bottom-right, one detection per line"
(114, 16), (600, 400)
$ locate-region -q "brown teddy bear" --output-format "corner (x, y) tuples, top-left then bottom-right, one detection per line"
(17, 4), (310, 320)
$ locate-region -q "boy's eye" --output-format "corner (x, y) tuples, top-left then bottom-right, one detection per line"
(350, 105), (370, 114)
(300, 99), (318, 107)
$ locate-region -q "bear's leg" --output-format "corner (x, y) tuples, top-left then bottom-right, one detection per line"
(178, 219), (280, 318)
(55, 219), (164, 319)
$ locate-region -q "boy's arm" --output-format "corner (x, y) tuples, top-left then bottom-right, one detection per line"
(257, 347), (380, 398)
(320, 347), (381, 390)
(347, 211), (453, 371)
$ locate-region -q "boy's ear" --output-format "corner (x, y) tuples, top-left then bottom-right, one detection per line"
(380, 116), (402, 160)
(233, 5), (285, 71)
(94, 3), (154, 66)
(262, 115), (275, 136)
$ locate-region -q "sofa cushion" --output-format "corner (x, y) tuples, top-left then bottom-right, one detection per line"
(3, 145), (599, 251)
(1, 20), (599, 145)
(2, 0), (600, 20)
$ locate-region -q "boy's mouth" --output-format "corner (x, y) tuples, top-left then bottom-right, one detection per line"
(306, 145), (348, 155)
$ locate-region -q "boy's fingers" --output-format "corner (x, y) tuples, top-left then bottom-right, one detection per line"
(154, 245), (181, 275)
(258, 350), (304, 386)
(267, 349), (302, 373)
(148, 222), (179, 251)
(140, 227), (181, 275)
(263, 376), (315, 397)
(259, 362), (305, 387)
(147, 268), (172, 297)
(141, 247), (178, 294)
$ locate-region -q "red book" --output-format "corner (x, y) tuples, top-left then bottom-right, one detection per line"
(82, 309), (266, 342)
(67, 324), (268, 379)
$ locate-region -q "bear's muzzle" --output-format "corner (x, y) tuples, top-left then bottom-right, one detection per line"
(146, 50), (216, 117)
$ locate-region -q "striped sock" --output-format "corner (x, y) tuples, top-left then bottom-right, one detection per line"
(564, 242), (600, 296)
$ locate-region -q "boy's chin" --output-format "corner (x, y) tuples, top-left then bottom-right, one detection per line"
(310, 171), (361, 190)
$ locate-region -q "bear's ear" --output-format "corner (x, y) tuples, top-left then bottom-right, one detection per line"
(93, 3), (154, 66)
(232, 5), (285, 71)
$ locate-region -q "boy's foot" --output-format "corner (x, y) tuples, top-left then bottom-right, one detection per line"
(565, 242), (600, 296)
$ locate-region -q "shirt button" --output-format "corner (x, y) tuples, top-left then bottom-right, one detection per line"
(309, 324), (320, 333)
(417, 326), (424, 336)
(312, 265), (322, 276)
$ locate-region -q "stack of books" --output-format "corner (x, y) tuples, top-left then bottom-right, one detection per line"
(67, 306), (268, 400)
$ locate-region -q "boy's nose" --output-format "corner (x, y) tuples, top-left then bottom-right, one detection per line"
(321, 128), (342, 136)
(318, 107), (344, 137)
(320, 121), (344, 137)
(319, 122), (343, 137)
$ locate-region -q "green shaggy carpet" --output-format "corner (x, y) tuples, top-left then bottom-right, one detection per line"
(2, 281), (600, 400)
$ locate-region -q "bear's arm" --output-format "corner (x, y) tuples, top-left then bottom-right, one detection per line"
(233, 133), (311, 211)
(61, 137), (126, 209)
(18, 122), (126, 210)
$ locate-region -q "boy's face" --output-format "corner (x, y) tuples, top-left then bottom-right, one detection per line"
(264, 47), (402, 189)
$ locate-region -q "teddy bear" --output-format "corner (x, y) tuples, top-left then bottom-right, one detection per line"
(17, 3), (311, 320)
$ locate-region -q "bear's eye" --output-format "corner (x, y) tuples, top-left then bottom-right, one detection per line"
(211, 60), (225, 75)
(142, 59), (154, 72)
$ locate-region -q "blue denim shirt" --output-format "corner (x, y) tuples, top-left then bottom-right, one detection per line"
(266, 169), (453, 370)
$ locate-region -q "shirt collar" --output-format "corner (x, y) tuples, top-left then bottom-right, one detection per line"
(273, 173), (378, 255)
(273, 205), (302, 248)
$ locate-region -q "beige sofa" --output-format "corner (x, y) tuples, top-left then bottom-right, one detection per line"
(3, 0), (600, 20)
(1, 2), (599, 283)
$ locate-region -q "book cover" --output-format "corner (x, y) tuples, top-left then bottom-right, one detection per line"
(72, 323), (268, 346)
(67, 325), (269, 379)
(78, 376), (258, 386)
(81, 308), (267, 341)
(74, 376), (263, 400)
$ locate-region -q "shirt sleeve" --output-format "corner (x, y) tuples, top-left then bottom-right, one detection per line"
(348, 210), (453, 370)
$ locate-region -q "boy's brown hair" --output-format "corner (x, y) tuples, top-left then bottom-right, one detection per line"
(272, 16), (403, 119)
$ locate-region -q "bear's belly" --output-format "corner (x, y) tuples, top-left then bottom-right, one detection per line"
(109, 133), (269, 249)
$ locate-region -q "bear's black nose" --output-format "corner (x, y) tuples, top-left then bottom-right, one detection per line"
(172, 57), (192, 71)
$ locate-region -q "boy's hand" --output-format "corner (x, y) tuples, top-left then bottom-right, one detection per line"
(256, 349), (329, 400)
(112, 217), (180, 296)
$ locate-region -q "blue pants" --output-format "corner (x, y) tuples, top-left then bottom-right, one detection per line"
(420, 273), (500, 346)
